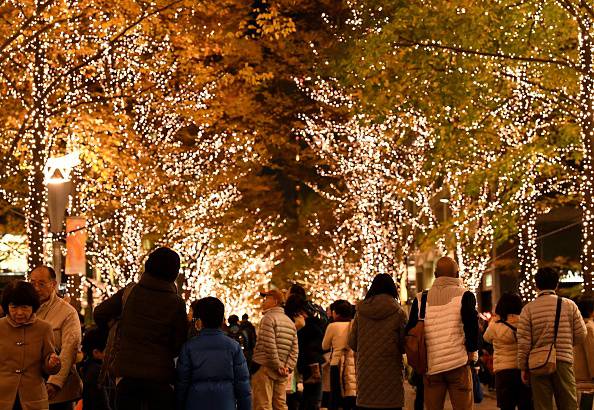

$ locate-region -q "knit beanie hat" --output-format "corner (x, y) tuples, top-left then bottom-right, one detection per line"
(145, 247), (180, 282)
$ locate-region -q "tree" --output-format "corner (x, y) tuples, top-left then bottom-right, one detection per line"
(321, 0), (588, 293)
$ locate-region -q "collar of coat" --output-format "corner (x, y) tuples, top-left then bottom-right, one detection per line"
(263, 306), (285, 315)
(138, 273), (178, 293)
(38, 291), (58, 314)
(199, 328), (224, 336)
(432, 276), (464, 288)
(5, 313), (38, 328)
(537, 290), (557, 297)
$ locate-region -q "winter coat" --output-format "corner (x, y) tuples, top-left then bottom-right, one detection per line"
(252, 307), (298, 373)
(36, 292), (83, 403)
(323, 321), (356, 397)
(517, 291), (586, 370)
(0, 315), (59, 410)
(411, 276), (479, 375)
(93, 273), (188, 384)
(297, 316), (325, 380)
(483, 314), (520, 373)
(574, 319), (594, 392)
(176, 329), (251, 410)
(348, 294), (407, 408)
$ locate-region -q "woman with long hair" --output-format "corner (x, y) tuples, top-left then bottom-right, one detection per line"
(348, 274), (407, 410)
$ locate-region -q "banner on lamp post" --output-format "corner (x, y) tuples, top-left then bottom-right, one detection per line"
(66, 216), (87, 276)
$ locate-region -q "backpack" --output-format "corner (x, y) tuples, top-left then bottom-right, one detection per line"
(227, 325), (250, 353)
(99, 284), (135, 387)
(404, 290), (428, 375)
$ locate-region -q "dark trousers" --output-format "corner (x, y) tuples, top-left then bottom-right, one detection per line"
(49, 402), (74, 410)
(410, 371), (424, 410)
(329, 365), (356, 410)
(580, 392), (594, 410)
(495, 369), (532, 410)
(116, 378), (174, 410)
(299, 382), (322, 410)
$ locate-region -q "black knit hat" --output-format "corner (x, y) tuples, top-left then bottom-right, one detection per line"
(145, 247), (180, 282)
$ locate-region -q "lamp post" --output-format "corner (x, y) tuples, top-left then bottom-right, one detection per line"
(44, 152), (80, 285)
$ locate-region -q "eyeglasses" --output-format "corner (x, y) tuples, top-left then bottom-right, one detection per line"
(30, 280), (53, 289)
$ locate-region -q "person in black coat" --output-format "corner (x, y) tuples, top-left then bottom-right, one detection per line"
(286, 293), (325, 410)
(94, 247), (188, 410)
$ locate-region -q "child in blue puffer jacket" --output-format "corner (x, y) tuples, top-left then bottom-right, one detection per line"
(176, 297), (252, 410)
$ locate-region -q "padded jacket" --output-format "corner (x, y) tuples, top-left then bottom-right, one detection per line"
(574, 319), (594, 392)
(93, 273), (188, 384)
(323, 321), (356, 397)
(175, 329), (251, 410)
(517, 291), (586, 370)
(252, 307), (298, 373)
(483, 314), (520, 373)
(348, 294), (407, 408)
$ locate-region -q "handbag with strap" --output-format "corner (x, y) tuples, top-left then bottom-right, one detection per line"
(405, 290), (428, 375)
(99, 284), (136, 386)
(528, 296), (562, 376)
(497, 319), (517, 340)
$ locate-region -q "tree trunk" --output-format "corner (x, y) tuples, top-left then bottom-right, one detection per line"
(27, 38), (47, 270)
(579, 21), (594, 296)
(518, 197), (538, 301)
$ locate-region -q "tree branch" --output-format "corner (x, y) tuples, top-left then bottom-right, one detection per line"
(394, 39), (580, 72)
(39, 0), (185, 102)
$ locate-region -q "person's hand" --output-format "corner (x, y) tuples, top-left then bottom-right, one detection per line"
(277, 367), (289, 377)
(467, 351), (478, 364)
(47, 353), (61, 372)
(521, 370), (530, 385)
(46, 383), (60, 400)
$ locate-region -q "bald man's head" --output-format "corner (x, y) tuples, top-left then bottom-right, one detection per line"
(435, 257), (459, 278)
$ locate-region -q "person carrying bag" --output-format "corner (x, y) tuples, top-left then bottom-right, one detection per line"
(405, 290), (428, 375)
(528, 296), (562, 376)
(517, 267), (587, 410)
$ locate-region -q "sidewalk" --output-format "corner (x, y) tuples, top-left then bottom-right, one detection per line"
(404, 382), (499, 409)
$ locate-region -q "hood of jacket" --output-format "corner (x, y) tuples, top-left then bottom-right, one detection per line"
(138, 272), (178, 293)
(357, 294), (400, 320)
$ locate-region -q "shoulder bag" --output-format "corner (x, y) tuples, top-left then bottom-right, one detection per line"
(405, 290), (428, 375)
(528, 296), (562, 376)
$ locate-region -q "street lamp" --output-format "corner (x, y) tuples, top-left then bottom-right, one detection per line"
(439, 197), (449, 222)
(44, 152), (80, 285)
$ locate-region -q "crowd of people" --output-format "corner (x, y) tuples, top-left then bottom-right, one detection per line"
(0, 246), (593, 410)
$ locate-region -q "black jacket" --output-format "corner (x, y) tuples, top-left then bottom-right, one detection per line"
(94, 274), (188, 384)
(297, 316), (325, 379)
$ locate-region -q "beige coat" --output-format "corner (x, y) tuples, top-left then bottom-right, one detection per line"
(483, 314), (520, 373)
(0, 315), (58, 410)
(574, 319), (594, 392)
(323, 321), (356, 397)
(349, 294), (407, 408)
(36, 293), (82, 403)
(252, 307), (298, 374)
(517, 291), (586, 370)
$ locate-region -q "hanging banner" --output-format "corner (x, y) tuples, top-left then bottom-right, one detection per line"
(66, 216), (87, 276)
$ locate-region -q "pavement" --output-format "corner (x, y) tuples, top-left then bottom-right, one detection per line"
(403, 382), (499, 409)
